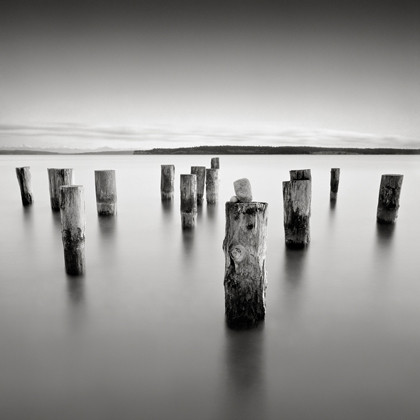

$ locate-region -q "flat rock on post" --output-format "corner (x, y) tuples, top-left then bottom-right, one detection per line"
(233, 178), (252, 203)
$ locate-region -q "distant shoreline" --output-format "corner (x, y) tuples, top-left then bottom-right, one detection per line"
(1, 146), (420, 155)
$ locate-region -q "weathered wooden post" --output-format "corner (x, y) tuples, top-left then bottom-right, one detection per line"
(60, 185), (86, 275)
(48, 168), (73, 211)
(211, 157), (220, 169)
(206, 168), (219, 204)
(180, 174), (197, 228)
(223, 179), (268, 328)
(377, 174), (403, 224)
(94, 170), (117, 216)
(15, 167), (33, 206)
(161, 165), (175, 200)
(290, 169), (311, 181)
(330, 168), (340, 200)
(283, 180), (311, 248)
(191, 166), (206, 204)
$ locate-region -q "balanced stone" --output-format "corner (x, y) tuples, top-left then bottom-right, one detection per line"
(233, 178), (252, 203)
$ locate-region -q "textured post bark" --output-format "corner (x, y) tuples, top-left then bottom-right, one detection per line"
(15, 167), (33, 206)
(283, 180), (311, 248)
(206, 168), (219, 204)
(95, 170), (117, 215)
(180, 174), (197, 228)
(211, 157), (220, 169)
(161, 165), (175, 200)
(377, 174), (403, 224)
(191, 166), (206, 204)
(330, 168), (340, 200)
(48, 168), (73, 211)
(60, 186), (86, 275)
(223, 202), (268, 328)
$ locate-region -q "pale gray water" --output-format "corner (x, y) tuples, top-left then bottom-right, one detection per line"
(1, 154), (420, 420)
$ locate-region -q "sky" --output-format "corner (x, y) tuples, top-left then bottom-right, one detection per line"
(0, 0), (419, 151)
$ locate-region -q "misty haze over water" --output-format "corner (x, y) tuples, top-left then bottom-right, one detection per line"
(1, 154), (420, 419)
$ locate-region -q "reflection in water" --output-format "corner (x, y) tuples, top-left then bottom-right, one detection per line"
(98, 216), (118, 266)
(197, 204), (203, 221)
(181, 228), (195, 258)
(51, 210), (61, 229)
(283, 248), (307, 288)
(207, 203), (218, 223)
(329, 198), (337, 211)
(223, 326), (266, 418)
(98, 215), (118, 239)
(376, 222), (395, 250)
(66, 276), (85, 332)
(161, 200), (174, 225)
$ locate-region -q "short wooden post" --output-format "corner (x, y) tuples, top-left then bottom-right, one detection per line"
(60, 185), (86, 275)
(15, 167), (33, 206)
(180, 174), (197, 228)
(211, 157), (220, 169)
(206, 168), (219, 204)
(283, 180), (311, 248)
(330, 168), (340, 200)
(191, 166), (206, 204)
(290, 169), (311, 181)
(377, 174), (403, 224)
(95, 170), (117, 215)
(223, 201), (268, 328)
(48, 168), (73, 211)
(161, 165), (175, 200)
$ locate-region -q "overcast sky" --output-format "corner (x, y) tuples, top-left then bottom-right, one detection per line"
(1, 0), (419, 150)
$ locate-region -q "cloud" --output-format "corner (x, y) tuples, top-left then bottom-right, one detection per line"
(0, 122), (418, 152)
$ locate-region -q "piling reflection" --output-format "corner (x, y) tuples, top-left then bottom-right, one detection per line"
(66, 276), (85, 332)
(51, 210), (61, 229)
(329, 198), (337, 211)
(223, 325), (267, 418)
(160, 199), (174, 225)
(206, 203), (218, 223)
(98, 216), (118, 265)
(376, 222), (395, 249)
(283, 248), (307, 288)
(181, 228), (195, 258)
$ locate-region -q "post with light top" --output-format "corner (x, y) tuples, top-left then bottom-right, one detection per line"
(95, 170), (117, 216)
(48, 168), (73, 211)
(180, 174), (197, 228)
(161, 165), (175, 201)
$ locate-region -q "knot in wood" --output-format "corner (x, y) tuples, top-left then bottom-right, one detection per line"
(230, 244), (247, 263)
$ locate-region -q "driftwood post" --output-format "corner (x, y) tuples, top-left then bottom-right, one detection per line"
(161, 165), (175, 200)
(206, 168), (219, 204)
(95, 170), (117, 215)
(15, 167), (33, 206)
(223, 201), (268, 328)
(211, 157), (220, 169)
(191, 166), (206, 204)
(377, 174), (403, 224)
(48, 168), (73, 211)
(180, 174), (197, 228)
(60, 185), (86, 275)
(330, 168), (340, 200)
(283, 180), (311, 248)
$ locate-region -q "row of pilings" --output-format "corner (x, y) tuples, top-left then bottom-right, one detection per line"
(15, 161), (404, 329)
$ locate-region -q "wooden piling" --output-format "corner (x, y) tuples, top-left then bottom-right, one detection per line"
(211, 157), (220, 169)
(95, 170), (117, 216)
(283, 180), (311, 248)
(290, 169), (311, 181)
(206, 168), (219, 204)
(60, 185), (86, 275)
(161, 165), (175, 200)
(15, 167), (33, 206)
(180, 174), (197, 228)
(191, 166), (206, 204)
(377, 174), (403, 224)
(223, 201), (268, 328)
(48, 168), (73, 211)
(330, 168), (340, 200)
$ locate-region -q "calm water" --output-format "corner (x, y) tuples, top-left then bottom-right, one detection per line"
(1, 154), (420, 420)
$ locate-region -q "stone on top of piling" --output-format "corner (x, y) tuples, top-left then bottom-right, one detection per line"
(233, 178), (253, 203)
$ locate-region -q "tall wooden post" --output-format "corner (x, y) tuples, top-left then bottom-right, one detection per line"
(60, 185), (86, 275)
(206, 168), (219, 204)
(15, 167), (33, 206)
(377, 174), (403, 224)
(211, 157), (220, 169)
(180, 174), (197, 228)
(95, 170), (117, 215)
(191, 166), (206, 204)
(330, 168), (340, 200)
(283, 180), (311, 248)
(48, 168), (73, 211)
(223, 201), (268, 328)
(161, 165), (175, 200)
